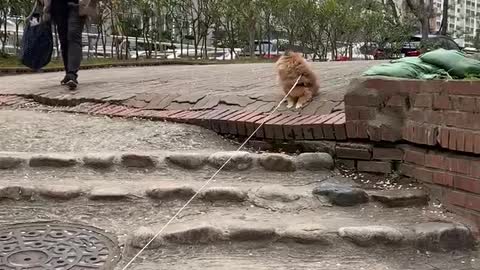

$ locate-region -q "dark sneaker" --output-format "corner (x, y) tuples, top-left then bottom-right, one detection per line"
(60, 75), (68, 85)
(65, 74), (78, 90)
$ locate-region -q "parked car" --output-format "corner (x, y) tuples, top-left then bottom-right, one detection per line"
(373, 35), (461, 60)
(400, 34), (461, 57)
(373, 43), (397, 60)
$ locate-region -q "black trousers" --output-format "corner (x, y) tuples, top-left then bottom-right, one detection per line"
(51, 1), (85, 77)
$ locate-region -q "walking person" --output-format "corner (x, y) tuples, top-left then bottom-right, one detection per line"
(34, 0), (98, 90)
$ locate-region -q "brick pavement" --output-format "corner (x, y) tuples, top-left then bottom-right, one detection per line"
(0, 61), (382, 115)
(0, 96), (347, 141)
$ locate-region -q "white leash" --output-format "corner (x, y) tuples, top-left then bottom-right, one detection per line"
(121, 75), (303, 269)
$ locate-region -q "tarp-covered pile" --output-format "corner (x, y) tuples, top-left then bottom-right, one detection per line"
(363, 49), (480, 79)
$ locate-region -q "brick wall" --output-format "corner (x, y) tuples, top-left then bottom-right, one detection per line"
(345, 78), (480, 154)
(345, 77), (480, 230)
(399, 145), (480, 229)
(335, 143), (403, 174)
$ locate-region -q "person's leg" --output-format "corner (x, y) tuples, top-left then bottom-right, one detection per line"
(50, 2), (69, 84)
(64, 3), (86, 89)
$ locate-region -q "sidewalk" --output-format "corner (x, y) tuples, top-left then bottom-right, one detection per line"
(0, 61), (381, 115)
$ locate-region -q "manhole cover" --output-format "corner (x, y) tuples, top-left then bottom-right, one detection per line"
(0, 222), (121, 269)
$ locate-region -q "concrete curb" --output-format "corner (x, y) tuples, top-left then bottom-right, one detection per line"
(0, 151), (334, 172)
(126, 222), (475, 251)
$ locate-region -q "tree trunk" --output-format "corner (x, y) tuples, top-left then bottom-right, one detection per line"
(440, 0), (449, 35)
(171, 39), (176, 59)
(135, 36), (138, 60)
(110, 12), (115, 58)
(100, 24), (106, 58)
(15, 20), (20, 55)
(95, 29), (100, 58)
(386, 0), (399, 23)
(87, 24), (91, 59)
(258, 23), (262, 56)
(180, 28), (183, 59)
(229, 21), (235, 60)
(348, 43), (353, 60)
(1, 11), (7, 53)
(54, 25), (60, 59)
(249, 22), (255, 59)
(421, 17), (430, 40)
(112, 37), (117, 59)
(266, 14), (271, 56)
(126, 36), (130, 60)
(199, 37), (204, 58)
(193, 21), (199, 58)
(406, 0), (433, 40)
(204, 33), (208, 59)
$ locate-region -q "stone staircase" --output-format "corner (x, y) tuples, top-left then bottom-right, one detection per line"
(0, 106), (478, 269)
(0, 149), (478, 269)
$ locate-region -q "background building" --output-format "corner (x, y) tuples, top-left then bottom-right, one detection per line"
(431, 0), (476, 47)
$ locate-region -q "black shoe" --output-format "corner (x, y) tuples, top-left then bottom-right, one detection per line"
(60, 75), (68, 85)
(65, 74), (78, 90)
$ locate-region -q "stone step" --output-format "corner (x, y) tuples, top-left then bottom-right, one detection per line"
(0, 178), (430, 209)
(0, 195), (473, 254)
(0, 151), (334, 172)
(127, 219), (474, 252)
(0, 180), (475, 268)
(121, 242), (480, 270)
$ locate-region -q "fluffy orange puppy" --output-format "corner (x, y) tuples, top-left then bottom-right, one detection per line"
(275, 51), (319, 109)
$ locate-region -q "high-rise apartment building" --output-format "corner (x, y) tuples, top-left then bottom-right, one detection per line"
(390, 0), (470, 46)
(431, 0), (475, 47)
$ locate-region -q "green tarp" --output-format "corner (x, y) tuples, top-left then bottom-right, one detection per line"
(363, 48), (480, 79)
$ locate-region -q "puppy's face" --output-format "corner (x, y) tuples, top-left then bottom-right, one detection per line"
(275, 52), (307, 77)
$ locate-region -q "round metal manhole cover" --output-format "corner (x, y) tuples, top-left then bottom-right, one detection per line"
(0, 222), (121, 269)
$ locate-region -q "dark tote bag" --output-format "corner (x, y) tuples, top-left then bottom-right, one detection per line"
(19, 12), (53, 71)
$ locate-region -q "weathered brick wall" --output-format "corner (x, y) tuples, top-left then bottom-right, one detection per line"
(345, 77), (480, 154)
(400, 146), (480, 228)
(345, 77), (480, 230)
(406, 81), (480, 153)
(335, 143), (403, 174)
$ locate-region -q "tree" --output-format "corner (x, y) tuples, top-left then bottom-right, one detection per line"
(405, 0), (434, 40)
(383, 0), (400, 23)
(93, 0), (110, 58)
(236, 0), (261, 58)
(10, 0), (32, 55)
(439, 0), (449, 35)
(137, 0), (155, 58)
(2, 0), (419, 61)
(217, 0), (242, 59)
(473, 30), (480, 50)
(0, 0), (9, 55)
(257, 0), (278, 56)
